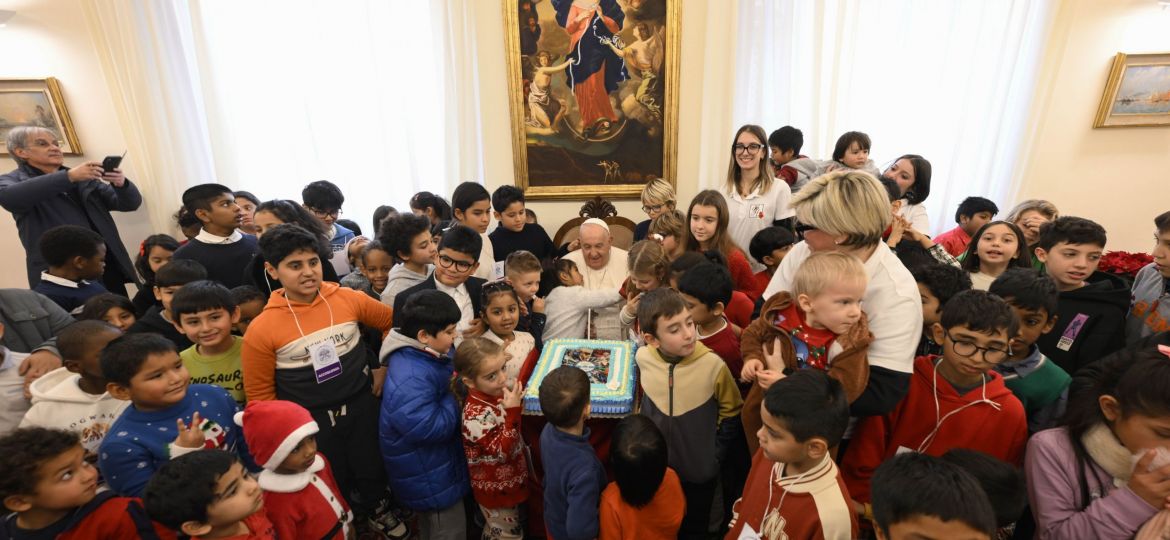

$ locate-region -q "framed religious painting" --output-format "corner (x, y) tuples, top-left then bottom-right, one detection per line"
(1094, 52), (1170, 128)
(504, 0), (679, 199)
(0, 78), (83, 155)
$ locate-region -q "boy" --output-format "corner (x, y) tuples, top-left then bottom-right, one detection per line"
(506, 250), (546, 347)
(538, 366), (607, 540)
(451, 181), (496, 281)
(393, 224), (487, 338)
(301, 180), (356, 278)
(989, 268), (1070, 433)
(241, 224), (400, 534)
(910, 263), (973, 357)
(172, 184), (257, 289)
(20, 321), (128, 459)
(840, 290), (1027, 504)
(144, 449), (275, 539)
(1034, 216), (1128, 374)
(379, 290), (468, 538)
(677, 261), (743, 388)
(173, 281), (245, 405)
(933, 197), (999, 257)
(1127, 210), (1170, 343)
(378, 212), (436, 308)
(230, 285), (266, 336)
(0, 323), (30, 435)
(869, 453), (997, 540)
(635, 287), (743, 537)
(489, 185), (556, 262)
(748, 226), (796, 299)
(32, 225), (108, 314)
(97, 333), (246, 497)
(727, 370), (857, 540)
(0, 427), (175, 539)
(768, 125), (817, 192)
(128, 259), (207, 350)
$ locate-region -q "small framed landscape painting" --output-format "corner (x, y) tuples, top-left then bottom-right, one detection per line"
(1094, 52), (1170, 128)
(0, 78), (82, 154)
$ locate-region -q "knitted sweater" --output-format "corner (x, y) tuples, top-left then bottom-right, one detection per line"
(993, 346), (1070, 434)
(32, 276), (107, 314)
(172, 235), (258, 289)
(462, 388), (529, 509)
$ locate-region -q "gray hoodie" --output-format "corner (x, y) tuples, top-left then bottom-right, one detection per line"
(380, 264), (433, 308)
(379, 328), (430, 364)
(783, 157), (819, 193)
(1127, 262), (1170, 344)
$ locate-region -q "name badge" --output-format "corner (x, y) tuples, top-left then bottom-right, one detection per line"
(310, 341), (342, 384)
(1057, 313), (1090, 352)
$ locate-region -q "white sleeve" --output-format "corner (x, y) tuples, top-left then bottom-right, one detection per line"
(863, 287), (922, 374)
(763, 242), (810, 299)
(906, 204), (930, 234)
(772, 181), (795, 220)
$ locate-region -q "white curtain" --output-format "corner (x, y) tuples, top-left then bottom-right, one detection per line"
(730, 0), (1056, 235)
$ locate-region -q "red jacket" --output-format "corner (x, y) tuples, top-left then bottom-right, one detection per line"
(933, 226), (972, 257)
(725, 291), (753, 329)
(0, 492), (176, 540)
(726, 450), (858, 540)
(194, 511), (276, 540)
(462, 388), (530, 508)
(261, 455), (352, 540)
(841, 355), (1027, 503)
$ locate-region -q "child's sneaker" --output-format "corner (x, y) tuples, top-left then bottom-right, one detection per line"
(368, 499), (410, 540)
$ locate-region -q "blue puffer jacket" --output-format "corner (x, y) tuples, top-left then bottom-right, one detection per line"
(378, 330), (469, 511)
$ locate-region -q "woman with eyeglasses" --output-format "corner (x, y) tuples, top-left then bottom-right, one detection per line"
(243, 199), (340, 299)
(720, 124), (795, 273)
(634, 177), (676, 242)
(762, 170), (924, 418)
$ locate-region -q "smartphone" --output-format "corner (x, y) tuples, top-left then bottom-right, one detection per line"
(101, 151), (126, 172)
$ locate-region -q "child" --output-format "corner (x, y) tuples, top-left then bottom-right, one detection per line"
(727, 370), (858, 540)
(989, 269), (1070, 433)
(132, 233), (179, 315)
(230, 285), (266, 336)
(480, 281), (539, 385)
(172, 184), (257, 289)
(870, 452), (997, 540)
(648, 209), (687, 260)
(302, 180), (356, 278)
(79, 293), (137, 332)
(1035, 216), (1129, 375)
(940, 449), (1027, 540)
(635, 177), (677, 242)
(98, 333), (246, 497)
(669, 251), (755, 329)
(525, 208), (538, 224)
(505, 250), (546, 347)
(234, 190), (261, 235)
(599, 414), (685, 540)
(540, 258), (622, 341)
(489, 185), (556, 262)
(677, 261), (743, 391)
(1129, 210), (1170, 343)
(768, 125), (817, 192)
(33, 225), (108, 313)
(686, 189), (761, 301)
(817, 131), (881, 177)
(373, 205), (397, 228)
(409, 190), (452, 225)
(241, 224), (397, 531)
(452, 181), (496, 280)
(379, 290), (469, 538)
(336, 219), (362, 237)
(959, 221), (1032, 291)
(934, 197), (999, 257)
(841, 290), (1027, 504)
(748, 226), (796, 298)
(236, 400), (357, 540)
(392, 224), (487, 338)
(740, 252), (872, 454)
(455, 338), (529, 539)
(379, 212), (437, 308)
(127, 259), (208, 350)
(144, 449), (275, 539)
(343, 240), (395, 300)
(338, 236), (371, 292)
(618, 239), (671, 330)
(1026, 349), (1170, 538)
(635, 287), (743, 537)
(20, 321), (128, 459)
(0, 427), (175, 539)
(173, 281), (246, 405)
(175, 205), (202, 242)
(0, 323), (29, 435)
(538, 366), (607, 540)
(910, 263), (973, 357)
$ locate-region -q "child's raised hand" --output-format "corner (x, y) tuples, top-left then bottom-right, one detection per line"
(173, 412), (206, 449)
(502, 380), (524, 409)
(1129, 450), (1170, 509)
(624, 291), (643, 313)
(463, 318), (486, 339)
(740, 358), (764, 382)
(756, 369), (785, 390)
(532, 296), (546, 314)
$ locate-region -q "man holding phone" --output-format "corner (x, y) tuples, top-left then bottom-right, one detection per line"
(0, 126), (142, 295)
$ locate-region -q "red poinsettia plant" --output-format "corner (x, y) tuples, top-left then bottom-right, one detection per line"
(1099, 250), (1153, 278)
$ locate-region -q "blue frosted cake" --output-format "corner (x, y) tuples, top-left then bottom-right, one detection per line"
(523, 338), (637, 417)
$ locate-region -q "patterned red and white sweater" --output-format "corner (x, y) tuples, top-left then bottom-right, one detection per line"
(461, 388), (529, 509)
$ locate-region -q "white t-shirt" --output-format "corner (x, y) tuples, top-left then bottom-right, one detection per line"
(763, 242), (922, 374)
(898, 203), (930, 234)
(723, 182), (795, 271)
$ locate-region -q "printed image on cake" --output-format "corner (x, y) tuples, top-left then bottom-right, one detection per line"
(523, 338), (636, 418)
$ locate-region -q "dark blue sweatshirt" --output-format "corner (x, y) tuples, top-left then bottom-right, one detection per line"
(540, 424), (606, 540)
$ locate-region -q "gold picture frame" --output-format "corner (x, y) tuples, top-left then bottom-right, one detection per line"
(0, 78), (82, 155)
(1094, 52), (1170, 128)
(503, 0), (679, 200)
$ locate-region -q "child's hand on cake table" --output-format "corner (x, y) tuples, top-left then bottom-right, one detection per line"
(503, 380), (524, 409)
(173, 411), (206, 450)
(740, 359), (764, 382)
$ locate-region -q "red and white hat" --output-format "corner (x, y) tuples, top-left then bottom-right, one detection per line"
(234, 400), (319, 470)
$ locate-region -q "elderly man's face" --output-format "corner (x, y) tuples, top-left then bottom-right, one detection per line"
(14, 130), (64, 171)
(579, 224), (612, 270)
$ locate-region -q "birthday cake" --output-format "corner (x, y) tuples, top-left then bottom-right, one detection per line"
(523, 338), (637, 417)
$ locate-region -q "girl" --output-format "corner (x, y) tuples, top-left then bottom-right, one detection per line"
(410, 191), (452, 225)
(619, 240), (670, 329)
(636, 178), (676, 242)
(480, 281), (538, 385)
(882, 154), (932, 232)
(246, 199), (340, 297)
(454, 337), (529, 540)
(1007, 199), (1060, 269)
(960, 221), (1031, 291)
(451, 182), (496, 281)
(817, 131), (882, 178)
(541, 259), (623, 341)
(599, 414), (685, 540)
(79, 293), (137, 331)
(1026, 347), (1170, 539)
(234, 190), (261, 235)
(686, 190), (761, 302)
(721, 125), (795, 272)
(132, 234), (179, 316)
(648, 209), (686, 261)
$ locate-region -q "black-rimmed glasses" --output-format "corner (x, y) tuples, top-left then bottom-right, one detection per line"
(732, 143), (764, 154)
(437, 254), (474, 273)
(943, 329), (1010, 364)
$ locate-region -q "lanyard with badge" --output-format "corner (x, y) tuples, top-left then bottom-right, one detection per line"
(284, 290), (342, 384)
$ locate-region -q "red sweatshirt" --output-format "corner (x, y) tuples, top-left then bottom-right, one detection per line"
(840, 355), (1027, 502)
(0, 493), (176, 540)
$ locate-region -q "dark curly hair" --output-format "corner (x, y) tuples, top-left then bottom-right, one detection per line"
(0, 428), (81, 501)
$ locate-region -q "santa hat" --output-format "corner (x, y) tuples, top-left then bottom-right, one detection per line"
(234, 400), (319, 470)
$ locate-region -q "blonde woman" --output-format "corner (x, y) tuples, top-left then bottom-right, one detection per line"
(721, 124), (795, 272)
(635, 177), (676, 241)
(1006, 199), (1060, 269)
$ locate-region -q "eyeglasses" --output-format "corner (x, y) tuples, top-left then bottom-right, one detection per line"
(29, 139), (63, 149)
(732, 143), (764, 155)
(944, 329), (1010, 364)
(307, 207), (341, 219)
(437, 254), (474, 273)
(642, 203), (665, 214)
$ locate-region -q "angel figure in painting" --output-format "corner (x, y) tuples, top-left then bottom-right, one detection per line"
(603, 22), (664, 121)
(528, 51), (573, 130)
(552, 0), (629, 134)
